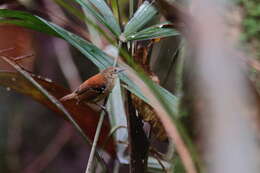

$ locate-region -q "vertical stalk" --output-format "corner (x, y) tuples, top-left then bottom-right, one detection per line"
(85, 109), (107, 173)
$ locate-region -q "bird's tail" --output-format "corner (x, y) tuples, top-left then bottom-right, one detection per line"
(60, 93), (76, 101)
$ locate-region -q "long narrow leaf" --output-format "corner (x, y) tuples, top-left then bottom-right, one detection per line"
(123, 1), (158, 38)
(74, 0), (121, 37)
(108, 79), (128, 163)
(125, 23), (179, 41)
(88, 0), (121, 34)
(0, 10), (58, 37)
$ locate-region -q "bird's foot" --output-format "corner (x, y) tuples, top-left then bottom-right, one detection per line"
(95, 103), (108, 114)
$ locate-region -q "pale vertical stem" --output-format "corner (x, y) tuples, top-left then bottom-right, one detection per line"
(85, 110), (106, 173)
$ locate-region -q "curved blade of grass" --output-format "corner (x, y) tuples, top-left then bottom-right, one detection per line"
(125, 23), (179, 41)
(123, 1), (158, 38)
(74, 0), (121, 37)
(108, 79), (128, 163)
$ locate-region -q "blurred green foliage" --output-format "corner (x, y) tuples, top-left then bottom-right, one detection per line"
(240, 0), (260, 58)
(241, 0), (260, 43)
(240, 0), (260, 89)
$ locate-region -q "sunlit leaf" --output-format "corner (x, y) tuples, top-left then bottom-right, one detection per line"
(74, 0), (121, 37)
(123, 1), (158, 38)
(125, 23), (179, 41)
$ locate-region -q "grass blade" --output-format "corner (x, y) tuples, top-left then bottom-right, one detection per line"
(74, 0), (121, 37)
(108, 79), (128, 163)
(123, 1), (157, 38)
(125, 23), (179, 41)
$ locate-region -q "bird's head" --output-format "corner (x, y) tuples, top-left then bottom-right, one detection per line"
(102, 66), (125, 79)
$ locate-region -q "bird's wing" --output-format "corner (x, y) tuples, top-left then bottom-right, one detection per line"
(76, 73), (107, 95)
(75, 83), (107, 102)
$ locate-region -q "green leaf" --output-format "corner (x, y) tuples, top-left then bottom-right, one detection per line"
(123, 1), (158, 38)
(125, 23), (180, 41)
(0, 9), (179, 116)
(108, 79), (128, 163)
(74, 0), (121, 37)
(0, 10), (58, 37)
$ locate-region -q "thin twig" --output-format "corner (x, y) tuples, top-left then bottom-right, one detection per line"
(0, 56), (107, 169)
(0, 47), (15, 54)
(85, 101), (108, 173)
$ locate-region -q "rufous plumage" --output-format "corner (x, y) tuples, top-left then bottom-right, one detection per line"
(60, 67), (125, 104)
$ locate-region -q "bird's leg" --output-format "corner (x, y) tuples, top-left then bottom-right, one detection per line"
(94, 103), (108, 115)
(76, 95), (80, 105)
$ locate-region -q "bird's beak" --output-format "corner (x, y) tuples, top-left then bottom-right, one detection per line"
(117, 68), (126, 73)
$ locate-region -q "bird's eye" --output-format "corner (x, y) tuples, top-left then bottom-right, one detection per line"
(114, 69), (117, 72)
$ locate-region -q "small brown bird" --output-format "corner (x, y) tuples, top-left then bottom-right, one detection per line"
(60, 66), (125, 105)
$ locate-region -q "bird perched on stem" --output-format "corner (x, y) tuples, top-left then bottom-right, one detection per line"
(60, 66), (125, 106)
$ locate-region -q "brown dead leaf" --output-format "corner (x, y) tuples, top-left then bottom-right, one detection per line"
(0, 71), (115, 156)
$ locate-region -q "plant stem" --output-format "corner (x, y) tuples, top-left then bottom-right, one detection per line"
(85, 109), (106, 173)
